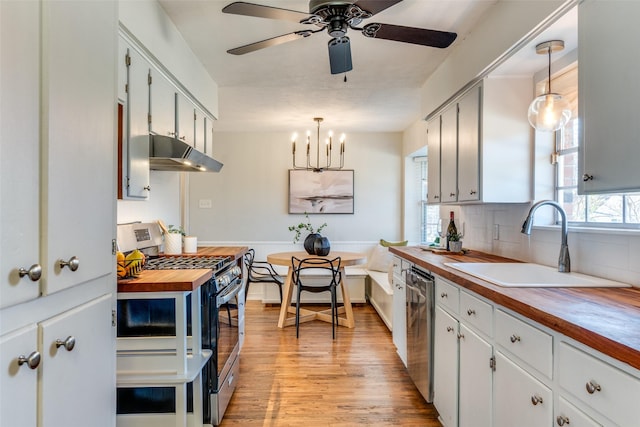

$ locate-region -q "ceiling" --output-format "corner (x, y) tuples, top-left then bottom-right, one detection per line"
(157, 0), (499, 133)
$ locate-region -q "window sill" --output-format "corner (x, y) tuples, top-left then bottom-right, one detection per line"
(534, 224), (640, 236)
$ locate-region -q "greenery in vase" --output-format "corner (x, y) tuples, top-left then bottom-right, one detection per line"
(167, 225), (186, 236)
(448, 232), (463, 242)
(288, 213), (327, 243)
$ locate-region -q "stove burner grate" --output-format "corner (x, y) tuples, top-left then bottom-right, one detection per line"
(144, 256), (230, 272)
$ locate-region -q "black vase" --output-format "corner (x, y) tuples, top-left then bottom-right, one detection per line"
(313, 236), (331, 256)
(303, 233), (320, 255)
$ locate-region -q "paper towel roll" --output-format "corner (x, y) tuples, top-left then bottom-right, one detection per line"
(183, 236), (198, 253)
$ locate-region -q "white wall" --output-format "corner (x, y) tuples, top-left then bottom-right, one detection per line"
(188, 131), (403, 245)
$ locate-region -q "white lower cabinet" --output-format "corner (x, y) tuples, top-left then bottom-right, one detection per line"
(0, 294), (114, 427)
(392, 256), (407, 366)
(434, 302), (492, 427)
(493, 351), (552, 427)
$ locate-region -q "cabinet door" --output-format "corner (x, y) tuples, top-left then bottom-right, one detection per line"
(392, 273), (406, 366)
(440, 105), (458, 203)
(149, 68), (177, 137)
(176, 92), (195, 146)
(494, 351), (552, 427)
(457, 86), (480, 202)
(578, 0), (640, 194)
(124, 42), (151, 199)
(204, 116), (216, 156)
(426, 116), (441, 204)
(459, 324), (492, 427)
(1, 325), (39, 427)
(556, 397), (602, 427)
(194, 107), (207, 153)
(433, 306), (459, 427)
(0, 0), (41, 308)
(40, 294), (115, 427)
(41, 0), (116, 295)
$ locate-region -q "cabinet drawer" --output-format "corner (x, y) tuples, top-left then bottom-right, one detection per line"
(558, 342), (640, 427)
(435, 277), (459, 314)
(556, 396), (602, 427)
(459, 290), (493, 337)
(495, 309), (552, 378)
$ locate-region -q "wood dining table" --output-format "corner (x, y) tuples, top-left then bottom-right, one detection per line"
(266, 251), (367, 329)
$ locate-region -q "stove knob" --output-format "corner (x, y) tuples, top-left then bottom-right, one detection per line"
(233, 266), (241, 276)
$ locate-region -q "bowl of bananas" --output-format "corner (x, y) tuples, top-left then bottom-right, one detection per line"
(117, 249), (146, 279)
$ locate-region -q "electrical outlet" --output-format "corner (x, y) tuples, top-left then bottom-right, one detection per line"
(199, 199), (212, 209)
(493, 224), (500, 240)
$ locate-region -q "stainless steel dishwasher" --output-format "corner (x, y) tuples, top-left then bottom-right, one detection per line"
(405, 264), (435, 402)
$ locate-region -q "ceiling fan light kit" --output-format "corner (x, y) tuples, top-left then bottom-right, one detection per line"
(292, 117), (345, 172)
(527, 39), (572, 132)
(223, 0), (457, 75)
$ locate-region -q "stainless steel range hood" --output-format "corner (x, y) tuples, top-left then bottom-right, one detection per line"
(149, 134), (223, 172)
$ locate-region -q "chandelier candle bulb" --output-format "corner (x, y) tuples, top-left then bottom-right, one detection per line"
(292, 117), (346, 172)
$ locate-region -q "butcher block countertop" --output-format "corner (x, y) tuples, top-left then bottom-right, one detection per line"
(389, 246), (640, 371)
(117, 246), (248, 293)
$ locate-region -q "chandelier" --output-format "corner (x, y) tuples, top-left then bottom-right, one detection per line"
(292, 117), (345, 172)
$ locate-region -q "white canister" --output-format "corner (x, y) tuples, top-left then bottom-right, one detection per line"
(164, 233), (182, 255)
(183, 236), (198, 254)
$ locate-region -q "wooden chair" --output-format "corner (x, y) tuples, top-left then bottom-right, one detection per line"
(243, 248), (284, 303)
(291, 256), (342, 339)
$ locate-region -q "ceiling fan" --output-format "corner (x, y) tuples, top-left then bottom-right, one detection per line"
(222, 0), (458, 74)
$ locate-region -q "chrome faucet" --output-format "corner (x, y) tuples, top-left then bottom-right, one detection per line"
(521, 200), (571, 272)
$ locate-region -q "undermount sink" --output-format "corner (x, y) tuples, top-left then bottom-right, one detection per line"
(444, 262), (631, 288)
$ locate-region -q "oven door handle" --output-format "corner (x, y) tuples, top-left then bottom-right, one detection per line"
(217, 280), (242, 306)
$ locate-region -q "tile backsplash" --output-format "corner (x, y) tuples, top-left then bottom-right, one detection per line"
(448, 203), (640, 287)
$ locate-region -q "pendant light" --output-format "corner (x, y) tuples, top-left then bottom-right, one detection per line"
(527, 40), (571, 132)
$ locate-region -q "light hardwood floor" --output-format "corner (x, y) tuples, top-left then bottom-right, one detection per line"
(221, 301), (441, 426)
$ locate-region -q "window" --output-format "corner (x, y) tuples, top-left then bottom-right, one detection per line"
(417, 157), (440, 243)
(552, 65), (640, 227)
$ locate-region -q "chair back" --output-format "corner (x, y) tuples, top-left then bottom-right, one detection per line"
(291, 256), (342, 288)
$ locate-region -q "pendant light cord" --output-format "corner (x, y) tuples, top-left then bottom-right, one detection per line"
(547, 47), (552, 94)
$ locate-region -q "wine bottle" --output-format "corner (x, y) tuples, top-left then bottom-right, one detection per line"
(446, 211), (457, 251)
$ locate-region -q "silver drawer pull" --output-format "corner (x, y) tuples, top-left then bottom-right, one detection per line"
(510, 334), (521, 343)
(586, 380), (601, 394)
(467, 309), (476, 316)
(17, 351), (41, 370)
(440, 292), (448, 298)
(556, 415), (570, 426)
(18, 264), (42, 282)
(58, 256), (79, 271)
(531, 395), (543, 406)
(55, 336), (76, 352)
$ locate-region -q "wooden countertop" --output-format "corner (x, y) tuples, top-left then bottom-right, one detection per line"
(390, 246), (640, 371)
(118, 246), (248, 293)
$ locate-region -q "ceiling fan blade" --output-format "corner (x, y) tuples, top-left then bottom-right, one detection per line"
(354, 0), (403, 16)
(228, 32), (310, 55)
(362, 23), (457, 48)
(328, 37), (353, 75)
(222, 1), (310, 23)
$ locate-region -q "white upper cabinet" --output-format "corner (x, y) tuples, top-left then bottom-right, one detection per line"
(426, 117), (441, 204)
(149, 67), (177, 138)
(41, 0), (116, 295)
(427, 78), (531, 204)
(578, 0), (640, 194)
(121, 38), (151, 199)
(0, 0), (41, 308)
(176, 91), (196, 147)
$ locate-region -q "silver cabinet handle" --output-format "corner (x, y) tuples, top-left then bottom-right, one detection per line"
(457, 333), (465, 340)
(18, 264), (42, 282)
(556, 415), (570, 426)
(55, 336), (76, 352)
(510, 334), (521, 343)
(531, 395), (543, 405)
(433, 195), (440, 199)
(58, 256), (79, 271)
(440, 292), (448, 298)
(179, 135), (186, 141)
(143, 186), (151, 191)
(470, 190), (477, 195)
(17, 351), (41, 369)
(450, 192), (456, 197)
(446, 326), (454, 333)
(582, 173), (594, 182)
(467, 309), (476, 316)
(586, 380), (601, 394)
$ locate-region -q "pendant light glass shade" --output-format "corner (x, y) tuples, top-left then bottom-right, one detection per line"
(528, 93), (571, 132)
(528, 40), (571, 132)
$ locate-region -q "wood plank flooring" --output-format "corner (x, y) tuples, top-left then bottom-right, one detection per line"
(221, 301), (441, 426)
